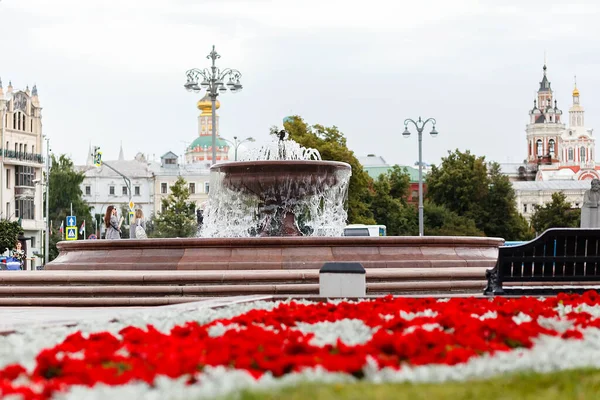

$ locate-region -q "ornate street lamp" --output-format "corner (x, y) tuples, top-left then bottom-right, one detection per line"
(223, 136), (255, 161)
(184, 46), (243, 165)
(402, 117), (438, 237)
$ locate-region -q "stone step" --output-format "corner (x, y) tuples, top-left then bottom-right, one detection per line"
(0, 268), (488, 285)
(0, 280), (488, 298)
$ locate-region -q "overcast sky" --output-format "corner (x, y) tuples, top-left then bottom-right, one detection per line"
(2, 0), (600, 167)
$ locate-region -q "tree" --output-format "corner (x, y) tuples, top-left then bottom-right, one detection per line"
(422, 202), (484, 236)
(282, 116), (376, 224)
(426, 149), (488, 219)
(0, 220), (23, 255)
(152, 176), (197, 238)
(48, 155), (93, 260)
(426, 150), (532, 240)
(530, 192), (580, 234)
(481, 163), (533, 240)
(370, 173), (416, 236)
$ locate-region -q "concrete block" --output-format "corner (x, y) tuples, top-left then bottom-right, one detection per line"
(319, 262), (366, 298)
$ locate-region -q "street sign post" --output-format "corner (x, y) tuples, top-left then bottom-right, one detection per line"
(66, 226), (77, 241)
(66, 216), (76, 227)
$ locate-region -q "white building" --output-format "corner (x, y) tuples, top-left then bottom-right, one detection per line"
(79, 147), (155, 237)
(513, 180), (589, 221)
(151, 152), (210, 214)
(79, 149), (211, 237)
(525, 65), (598, 181)
(0, 79), (45, 266)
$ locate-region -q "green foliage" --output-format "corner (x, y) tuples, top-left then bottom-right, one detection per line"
(530, 192), (580, 234)
(426, 150), (532, 240)
(423, 202), (484, 236)
(48, 155), (93, 260)
(0, 220), (23, 255)
(282, 116), (375, 224)
(152, 176), (197, 238)
(370, 173), (415, 236)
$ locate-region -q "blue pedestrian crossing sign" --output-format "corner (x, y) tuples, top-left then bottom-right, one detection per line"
(66, 226), (77, 241)
(66, 216), (76, 227)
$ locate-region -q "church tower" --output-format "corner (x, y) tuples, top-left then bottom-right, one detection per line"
(526, 64), (564, 166)
(184, 93), (230, 167)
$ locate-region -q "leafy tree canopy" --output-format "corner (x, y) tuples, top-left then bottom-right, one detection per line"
(281, 116), (375, 224)
(426, 150), (532, 240)
(530, 192), (580, 234)
(0, 220), (23, 255)
(48, 155), (93, 260)
(152, 176), (197, 238)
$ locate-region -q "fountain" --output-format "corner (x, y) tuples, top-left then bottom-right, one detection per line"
(42, 130), (502, 305)
(201, 131), (351, 238)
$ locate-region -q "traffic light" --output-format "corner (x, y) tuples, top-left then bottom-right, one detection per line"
(95, 151), (102, 167)
(92, 146), (102, 167)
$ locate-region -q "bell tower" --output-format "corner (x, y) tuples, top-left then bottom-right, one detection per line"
(526, 63), (564, 166)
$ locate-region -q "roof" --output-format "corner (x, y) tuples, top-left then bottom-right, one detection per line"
(188, 135), (230, 151)
(363, 165), (421, 182)
(358, 155), (388, 167)
(512, 181), (591, 191)
(79, 160), (154, 179)
(161, 151), (178, 159)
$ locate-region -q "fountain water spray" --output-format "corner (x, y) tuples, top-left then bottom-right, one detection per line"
(200, 131), (351, 237)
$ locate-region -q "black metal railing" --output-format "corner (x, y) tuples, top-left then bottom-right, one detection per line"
(0, 149), (44, 164)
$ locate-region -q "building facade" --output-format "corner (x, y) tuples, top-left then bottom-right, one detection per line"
(0, 80), (45, 265)
(79, 149), (155, 238)
(358, 154), (424, 204)
(525, 65), (599, 181)
(184, 93), (230, 167)
(151, 152), (211, 215)
(513, 180), (589, 221)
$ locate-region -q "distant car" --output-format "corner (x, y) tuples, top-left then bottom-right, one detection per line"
(0, 256), (22, 271)
(343, 224), (387, 237)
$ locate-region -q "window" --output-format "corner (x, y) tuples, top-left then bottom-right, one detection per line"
(5, 202), (9, 219)
(204, 182), (210, 194)
(109, 186), (115, 195)
(161, 183), (167, 194)
(19, 143), (22, 154)
(85, 186), (91, 195)
(14, 143), (17, 153)
(536, 140), (543, 156)
(165, 158), (176, 165)
(411, 190), (418, 198)
(161, 203), (166, 213)
(548, 139), (555, 158)
(15, 165), (34, 187)
(122, 186), (128, 195)
(24, 144), (27, 153)
(523, 204), (528, 213)
(568, 148), (574, 161)
(580, 146), (586, 162)
(5, 169), (9, 189)
(31, 236), (35, 248)
(134, 186), (140, 196)
(31, 145), (34, 154)
(15, 199), (34, 220)
(189, 183), (196, 194)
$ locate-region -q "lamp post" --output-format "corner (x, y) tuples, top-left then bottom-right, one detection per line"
(0, 96), (6, 217)
(44, 137), (50, 265)
(402, 117), (438, 237)
(223, 136), (255, 161)
(184, 45), (243, 165)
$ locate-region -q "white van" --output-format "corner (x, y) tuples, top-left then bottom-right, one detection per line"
(343, 224), (387, 237)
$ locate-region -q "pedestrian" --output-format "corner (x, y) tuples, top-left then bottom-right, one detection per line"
(12, 240), (25, 270)
(132, 209), (147, 239)
(104, 205), (121, 239)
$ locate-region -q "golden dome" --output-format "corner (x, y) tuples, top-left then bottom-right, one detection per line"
(197, 92), (220, 116)
(573, 86), (580, 97)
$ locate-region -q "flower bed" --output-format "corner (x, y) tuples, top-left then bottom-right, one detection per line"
(3, 292), (600, 399)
